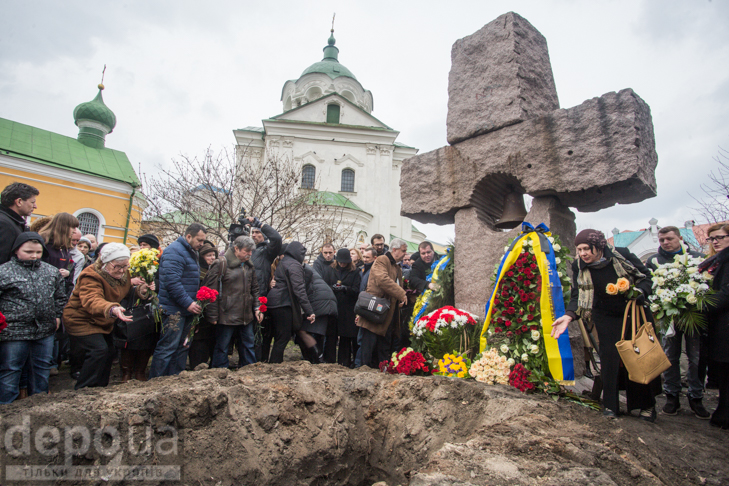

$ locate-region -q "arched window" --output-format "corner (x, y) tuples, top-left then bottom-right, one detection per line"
(341, 168), (355, 192)
(302, 165), (316, 189)
(326, 104), (340, 124)
(77, 212), (100, 237)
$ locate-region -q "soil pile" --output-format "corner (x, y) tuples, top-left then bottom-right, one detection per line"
(1, 362), (727, 485)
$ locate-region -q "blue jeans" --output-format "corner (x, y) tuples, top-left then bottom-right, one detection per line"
(149, 312), (195, 378)
(0, 336), (55, 404)
(212, 323), (256, 369)
(354, 327), (364, 368)
(663, 329), (703, 399)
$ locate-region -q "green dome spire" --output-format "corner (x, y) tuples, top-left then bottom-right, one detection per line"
(73, 84), (117, 148)
(300, 28), (357, 80)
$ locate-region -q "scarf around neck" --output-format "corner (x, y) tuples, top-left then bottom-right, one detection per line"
(576, 246), (645, 321)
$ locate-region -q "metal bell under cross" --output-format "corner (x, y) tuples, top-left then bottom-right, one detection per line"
(494, 190), (527, 230)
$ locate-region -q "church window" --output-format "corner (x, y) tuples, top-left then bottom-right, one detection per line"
(341, 168), (355, 192)
(326, 104), (340, 124)
(77, 212), (100, 237)
(302, 165), (316, 189)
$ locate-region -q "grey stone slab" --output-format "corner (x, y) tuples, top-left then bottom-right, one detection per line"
(446, 12), (559, 145)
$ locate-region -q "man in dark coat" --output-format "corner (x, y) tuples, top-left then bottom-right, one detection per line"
(0, 183), (38, 264)
(248, 217), (281, 362)
(646, 226), (709, 419)
(149, 223), (207, 377)
(203, 236), (261, 369)
(312, 243), (337, 285)
(409, 241), (440, 294)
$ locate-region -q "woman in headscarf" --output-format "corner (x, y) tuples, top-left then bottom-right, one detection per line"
(551, 229), (659, 421)
(63, 243), (154, 389)
(698, 223), (729, 429)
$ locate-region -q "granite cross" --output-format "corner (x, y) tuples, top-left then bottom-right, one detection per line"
(399, 12), (658, 375)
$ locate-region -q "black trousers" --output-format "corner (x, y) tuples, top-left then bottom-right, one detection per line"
(269, 307), (293, 364)
(359, 324), (394, 369)
(323, 316), (338, 363)
(256, 316), (275, 363)
(711, 361), (729, 429)
(337, 337), (358, 368)
(71, 333), (116, 390)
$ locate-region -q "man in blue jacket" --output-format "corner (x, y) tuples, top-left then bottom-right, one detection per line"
(149, 223), (207, 377)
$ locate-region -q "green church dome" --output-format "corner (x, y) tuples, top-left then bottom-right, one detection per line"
(300, 31), (357, 81)
(73, 85), (117, 132)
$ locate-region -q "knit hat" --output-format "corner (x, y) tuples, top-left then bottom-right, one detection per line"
(78, 236), (92, 247)
(574, 229), (607, 250)
(99, 243), (131, 263)
(199, 240), (219, 259)
(137, 233), (160, 249)
(335, 248), (352, 264)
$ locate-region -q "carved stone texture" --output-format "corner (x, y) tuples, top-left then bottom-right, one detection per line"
(401, 88), (657, 225)
(446, 12), (559, 145)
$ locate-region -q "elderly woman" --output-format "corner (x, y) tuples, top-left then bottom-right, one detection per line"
(63, 243), (153, 389)
(699, 223), (729, 429)
(551, 229), (659, 421)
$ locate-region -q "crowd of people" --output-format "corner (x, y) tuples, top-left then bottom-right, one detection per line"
(0, 181), (727, 431)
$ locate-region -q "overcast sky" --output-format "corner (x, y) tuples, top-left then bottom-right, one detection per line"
(2, 0), (728, 244)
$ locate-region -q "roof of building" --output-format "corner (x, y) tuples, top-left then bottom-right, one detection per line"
(309, 191), (370, 214)
(608, 226), (703, 252)
(0, 117), (140, 186)
(300, 32), (357, 81)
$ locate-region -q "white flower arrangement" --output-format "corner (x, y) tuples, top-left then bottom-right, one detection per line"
(648, 253), (713, 335)
(469, 348), (510, 385)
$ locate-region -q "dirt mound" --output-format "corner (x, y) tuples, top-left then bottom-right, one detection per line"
(1, 363), (727, 485)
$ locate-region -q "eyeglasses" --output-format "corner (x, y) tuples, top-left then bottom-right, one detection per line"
(707, 235), (729, 242)
(108, 262), (130, 271)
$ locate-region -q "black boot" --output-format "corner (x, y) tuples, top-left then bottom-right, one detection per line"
(307, 345), (322, 364)
(662, 394), (680, 415)
(689, 397), (711, 420)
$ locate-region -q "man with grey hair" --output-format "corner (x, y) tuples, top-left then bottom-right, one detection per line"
(356, 238), (408, 368)
(202, 235), (262, 368)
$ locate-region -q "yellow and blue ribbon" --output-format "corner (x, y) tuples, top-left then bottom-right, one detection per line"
(480, 223), (574, 383)
(411, 249), (451, 325)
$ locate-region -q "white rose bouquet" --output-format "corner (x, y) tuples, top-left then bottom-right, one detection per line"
(648, 253), (714, 336)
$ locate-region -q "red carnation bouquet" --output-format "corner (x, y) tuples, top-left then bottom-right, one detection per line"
(509, 363), (535, 392)
(0, 311), (7, 333)
(258, 296), (267, 313)
(183, 286), (219, 346)
(379, 348), (431, 376)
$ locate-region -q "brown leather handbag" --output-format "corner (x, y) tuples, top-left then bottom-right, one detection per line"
(615, 300), (671, 384)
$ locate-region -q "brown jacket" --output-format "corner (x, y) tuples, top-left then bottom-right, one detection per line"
(202, 248), (260, 326)
(63, 261), (145, 336)
(358, 252), (406, 336)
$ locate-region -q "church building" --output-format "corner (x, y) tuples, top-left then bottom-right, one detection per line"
(233, 30), (425, 250)
(0, 83), (144, 244)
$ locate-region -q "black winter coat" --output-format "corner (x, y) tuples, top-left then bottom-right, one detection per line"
(333, 265), (361, 338)
(0, 257), (66, 341)
(302, 265), (337, 336)
(0, 206), (28, 265)
(704, 247), (729, 363)
(251, 224), (282, 297)
(313, 254), (337, 286)
(646, 247), (703, 271)
(409, 253), (439, 293)
(267, 241), (314, 316)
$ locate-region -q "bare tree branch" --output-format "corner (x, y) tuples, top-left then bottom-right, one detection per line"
(690, 147), (729, 224)
(137, 146), (355, 255)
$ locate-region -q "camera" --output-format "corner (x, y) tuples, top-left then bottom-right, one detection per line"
(227, 207), (250, 242)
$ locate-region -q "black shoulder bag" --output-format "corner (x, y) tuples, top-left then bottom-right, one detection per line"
(112, 287), (157, 348)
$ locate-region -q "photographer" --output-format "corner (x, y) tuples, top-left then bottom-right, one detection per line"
(248, 216), (282, 362)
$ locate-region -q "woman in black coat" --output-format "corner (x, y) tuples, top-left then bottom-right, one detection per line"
(331, 249), (361, 368)
(298, 265), (338, 363)
(267, 241), (316, 364)
(552, 229), (659, 421)
(699, 223), (729, 429)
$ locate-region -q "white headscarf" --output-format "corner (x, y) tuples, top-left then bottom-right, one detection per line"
(99, 243), (131, 264)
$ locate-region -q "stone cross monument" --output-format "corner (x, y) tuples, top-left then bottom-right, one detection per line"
(399, 12), (658, 374)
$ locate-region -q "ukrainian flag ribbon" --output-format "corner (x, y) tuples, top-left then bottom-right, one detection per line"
(480, 223), (574, 383)
(410, 249), (451, 326)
